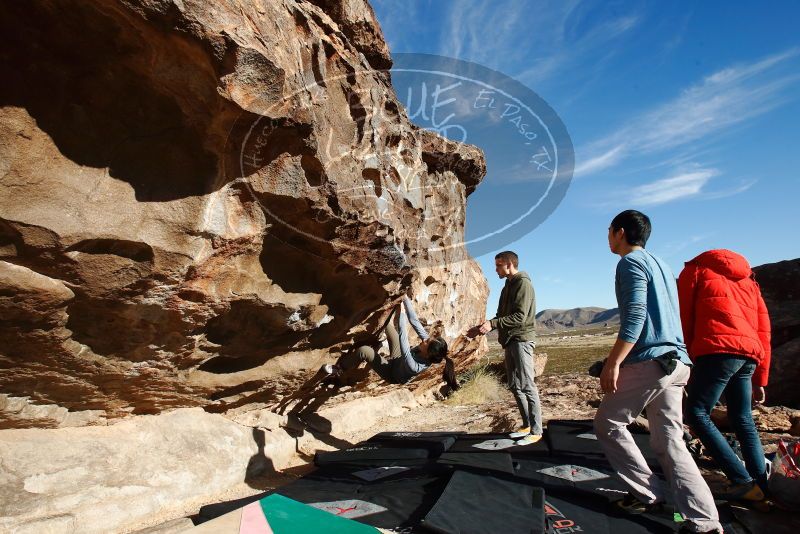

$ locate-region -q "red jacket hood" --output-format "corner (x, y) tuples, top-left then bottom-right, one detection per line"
(686, 249), (752, 280)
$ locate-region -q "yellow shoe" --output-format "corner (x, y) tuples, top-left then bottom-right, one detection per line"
(509, 427), (531, 439)
(717, 481), (765, 502)
(516, 434), (543, 446)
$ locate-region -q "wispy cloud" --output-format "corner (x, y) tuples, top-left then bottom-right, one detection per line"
(630, 168), (719, 206)
(439, 0), (641, 88)
(576, 48), (800, 177)
(596, 166), (757, 209)
(660, 232), (716, 259)
(663, 14), (690, 52)
(573, 144), (627, 176)
(702, 178), (758, 200)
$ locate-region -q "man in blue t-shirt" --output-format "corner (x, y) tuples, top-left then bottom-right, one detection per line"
(594, 210), (721, 534)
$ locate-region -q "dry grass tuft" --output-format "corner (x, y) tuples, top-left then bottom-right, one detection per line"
(445, 364), (506, 405)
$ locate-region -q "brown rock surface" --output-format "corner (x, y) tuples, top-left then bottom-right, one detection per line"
(754, 258), (800, 408)
(711, 403), (800, 435)
(0, 0), (488, 426)
(753, 404), (800, 434)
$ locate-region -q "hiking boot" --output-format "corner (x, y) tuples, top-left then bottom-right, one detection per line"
(509, 427), (531, 439)
(612, 493), (664, 515)
(516, 434), (543, 446)
(716, 480), (765, 502)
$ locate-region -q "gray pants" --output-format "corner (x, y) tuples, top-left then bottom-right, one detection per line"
(337, 311), (401, 382)
(594, 360), (721, 532)
(504, 341), (542, 435)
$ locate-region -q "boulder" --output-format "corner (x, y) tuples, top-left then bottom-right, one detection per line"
(0, 409), (258, 534)
(790, 416), (800, 437)
(0, 1), (492, 531)
(0, 387), (423, 534)
(0, 0), (488, 425)
(754, 258), (800, 407)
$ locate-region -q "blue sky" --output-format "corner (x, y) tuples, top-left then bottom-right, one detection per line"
(372, 0), (800, 313)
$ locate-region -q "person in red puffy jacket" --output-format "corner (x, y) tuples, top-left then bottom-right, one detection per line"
(678, 249), (771, 502)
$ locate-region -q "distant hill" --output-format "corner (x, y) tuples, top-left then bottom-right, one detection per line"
(535, 307), (620, 331)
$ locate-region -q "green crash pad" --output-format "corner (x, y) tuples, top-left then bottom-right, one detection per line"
(259, 494), (379, 534)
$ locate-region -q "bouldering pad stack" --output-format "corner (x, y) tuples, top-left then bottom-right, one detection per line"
(193, 421), (744, 534)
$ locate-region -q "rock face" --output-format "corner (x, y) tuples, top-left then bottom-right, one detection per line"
(754, 258), (800, 408)
(0, 390), (423, 534)
(0, 0), (488, 426)
(0, 408), (265, 534)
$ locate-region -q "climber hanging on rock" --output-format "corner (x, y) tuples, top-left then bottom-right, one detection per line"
(319, 296), (459, 390)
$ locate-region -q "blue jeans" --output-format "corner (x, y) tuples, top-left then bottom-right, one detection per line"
(685, 354), (767, 489)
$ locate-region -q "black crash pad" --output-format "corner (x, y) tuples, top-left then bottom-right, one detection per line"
(421, 469), (546, 534)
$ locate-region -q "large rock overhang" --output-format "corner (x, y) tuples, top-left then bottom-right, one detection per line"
(0, 0), (489, 427)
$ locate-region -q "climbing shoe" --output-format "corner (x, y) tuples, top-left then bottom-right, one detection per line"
(716, 480), (765, 502)
(509, 427), (531, 439)
(516, 434), (543, 446)
(612, 493), (664, 515)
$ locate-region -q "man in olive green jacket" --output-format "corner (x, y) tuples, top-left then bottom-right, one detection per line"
(470, 250), (541, 445)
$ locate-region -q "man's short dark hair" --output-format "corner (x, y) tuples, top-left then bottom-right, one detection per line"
(610, 210), (651, 247)
(495, 250), (519, 268)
